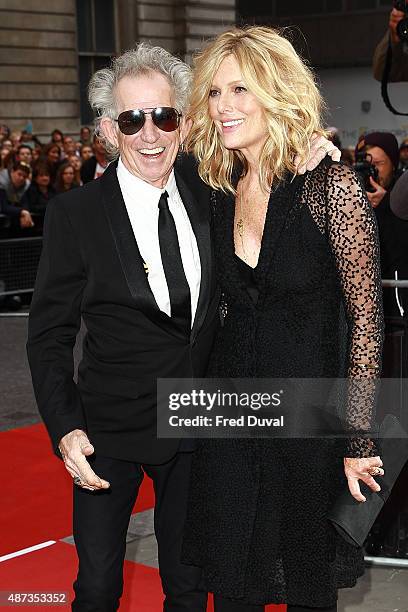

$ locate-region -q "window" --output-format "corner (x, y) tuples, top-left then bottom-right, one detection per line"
(76, 0), (116, 125)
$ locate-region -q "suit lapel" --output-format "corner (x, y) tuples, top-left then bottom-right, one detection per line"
(174, 169), (212, 340)
(100, 161), (186, 340)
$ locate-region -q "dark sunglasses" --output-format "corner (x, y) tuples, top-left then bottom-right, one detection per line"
(115, 107), (182, 135)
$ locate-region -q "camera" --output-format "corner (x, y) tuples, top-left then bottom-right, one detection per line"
(353, 152), (379, 192)
(394, 0), (408, 42)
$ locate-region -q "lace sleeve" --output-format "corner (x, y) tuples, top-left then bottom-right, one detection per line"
(324, 162), (384, 457)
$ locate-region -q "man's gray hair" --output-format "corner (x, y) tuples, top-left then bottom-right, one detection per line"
(88, 43), (192, 158)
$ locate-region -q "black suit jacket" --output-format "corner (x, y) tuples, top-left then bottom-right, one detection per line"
(80, 156), (97, 184)
(27, 158), (219, 463)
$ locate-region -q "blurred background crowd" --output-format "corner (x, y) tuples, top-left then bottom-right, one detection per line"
(0, 124), (108, 238)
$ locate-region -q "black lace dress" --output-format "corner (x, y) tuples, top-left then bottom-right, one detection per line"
(182, 160), (384, 608)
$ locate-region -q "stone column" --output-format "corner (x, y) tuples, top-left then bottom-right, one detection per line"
(117, 0), (236, 63)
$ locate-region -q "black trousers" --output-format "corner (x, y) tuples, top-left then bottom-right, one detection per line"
(213, 596), (337, 611)
(72, 452), (207, 612)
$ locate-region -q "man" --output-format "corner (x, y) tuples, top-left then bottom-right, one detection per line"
(16, 144), (33, 167)
(356, 131), (408, 318)
(355, 131), (400, 208)
(373, 1), (408, 82)
(62, 135), (78, 159)
(27, 44), (219, 612)
(80, 126), (92, 146)
(80, 135), (109, 183)
(0, 161), (31, 210)
(27, 44), (338, 611)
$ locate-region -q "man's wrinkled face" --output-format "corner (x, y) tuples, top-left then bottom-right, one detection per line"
(101, 73), (189, 188)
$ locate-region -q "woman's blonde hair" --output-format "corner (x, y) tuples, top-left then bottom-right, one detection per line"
(187, 26), (327, 193)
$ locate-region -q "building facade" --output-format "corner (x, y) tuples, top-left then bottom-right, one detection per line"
(1, 0), (405, 146)
(0, 0), (235, 140)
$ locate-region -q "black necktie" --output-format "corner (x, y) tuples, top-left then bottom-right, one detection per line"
(158, 191), (191, 331)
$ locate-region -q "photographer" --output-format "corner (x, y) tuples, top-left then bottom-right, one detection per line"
(373, 1), (408, 82)
(356, 132), (408, 318)
(355, 131), (400, 208)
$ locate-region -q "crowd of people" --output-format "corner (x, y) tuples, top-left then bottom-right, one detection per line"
(0, 124), (108, 237)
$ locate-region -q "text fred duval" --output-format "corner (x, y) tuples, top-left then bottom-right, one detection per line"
(168, 415), (285, 428)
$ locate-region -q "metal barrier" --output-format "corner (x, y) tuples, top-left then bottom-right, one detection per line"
(0, 236), (42, 297)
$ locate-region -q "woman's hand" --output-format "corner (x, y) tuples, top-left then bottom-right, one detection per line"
(295, 134), (341, 174)
(344, 456), (384, 502)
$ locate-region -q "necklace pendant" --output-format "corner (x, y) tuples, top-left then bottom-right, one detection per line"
(236, 218), (244, 237)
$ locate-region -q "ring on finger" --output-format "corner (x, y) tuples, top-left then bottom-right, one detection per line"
(73, 476), (83, 486)
(368, 466), (382, 477)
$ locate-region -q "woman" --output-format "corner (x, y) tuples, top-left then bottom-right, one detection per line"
(50, 128), (64, 147)
(21, 164), (55, 217)
(40, 143), (61, 184)
(80, 144), (93, 162)
(54, 161), (78, 193)
(68, 153), (83, 186)
(32, 142), (44, 164)
(0, 144), (11, 170)
(182, 27), (384, 612)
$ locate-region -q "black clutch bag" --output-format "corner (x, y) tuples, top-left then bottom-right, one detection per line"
(328, 414), (408, 547)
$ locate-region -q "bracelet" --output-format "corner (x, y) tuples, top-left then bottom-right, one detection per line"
(353, 362), (380, 371)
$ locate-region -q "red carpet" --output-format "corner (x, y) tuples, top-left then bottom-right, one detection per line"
(0, 423), (154, 555)
(0, 543), (283, 611)
(0, 423), (285, 610)
(0, 541), (163, 611)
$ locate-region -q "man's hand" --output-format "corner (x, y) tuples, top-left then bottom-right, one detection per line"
(58, 429), (110, 491)
(295, 134), (341, 175)
(344, 456), (384, 502)
(366, 176), (387, 208)
(389, 6), (406, 45)
(20, 209), (34, 228)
